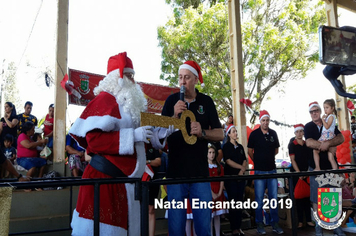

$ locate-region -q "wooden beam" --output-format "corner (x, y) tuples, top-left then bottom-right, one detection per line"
(227, 0), (247, 148)
(53, 0), (68, 176)
(337, 0), (356, 13)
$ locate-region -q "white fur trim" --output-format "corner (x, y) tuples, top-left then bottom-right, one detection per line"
(71, 209), (127, 236)
(294, 126), (304, 132)
(119, 128), (135, 155)
(259, 114), (270, 122)
(179, 64), (198, 77)
(126, 183), (140, 235)
(123, 68), (135, 75)
(309, 103), (321, 111)
(128, 142), (145, 178)
(208, 164), (218, 168)
(70, 115), (121, 138)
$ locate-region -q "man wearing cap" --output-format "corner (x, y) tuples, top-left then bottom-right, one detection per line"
(69, 52), (171, 235)
(247, 110), (284, 234)
(304, 101), (346, 236)
(162, 60), (224, 236)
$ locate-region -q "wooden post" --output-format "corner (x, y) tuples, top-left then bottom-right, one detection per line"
(227, 0), (247, 148)
(53, 0), (69, 176)
(324, 0), (353, 163)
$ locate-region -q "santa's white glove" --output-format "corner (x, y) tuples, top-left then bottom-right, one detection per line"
(157, 125), (175, 139)
(134, 126), (153, 143)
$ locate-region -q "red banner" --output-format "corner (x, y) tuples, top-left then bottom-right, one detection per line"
(68, 69), (179, 113)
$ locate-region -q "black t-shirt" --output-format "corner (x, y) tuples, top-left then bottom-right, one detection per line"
(304, 121), (340, 170)
(247, 128), (280, 171)
(162, 89), (221, 178)
(223, 141), (246, 176)
(288, 137), (311, 172)
(1, 115), (18, 145)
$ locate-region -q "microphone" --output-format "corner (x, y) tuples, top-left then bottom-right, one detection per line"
(180, 85), (186, 101)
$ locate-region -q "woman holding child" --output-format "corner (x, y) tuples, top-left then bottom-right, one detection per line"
(17, 121), (48, 178)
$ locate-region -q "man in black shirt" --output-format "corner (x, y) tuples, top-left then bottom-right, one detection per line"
(162, 60), (223, 236)
(247, 110), (283, 235)
(304, 101), (345, 236)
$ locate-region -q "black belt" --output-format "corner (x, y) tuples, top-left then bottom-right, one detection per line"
(89, 154), (127, 178)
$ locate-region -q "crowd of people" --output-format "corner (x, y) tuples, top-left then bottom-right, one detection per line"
(67, 52), (354, 236)
(0, 102), (54, 181)
(3, 52), (354, 236)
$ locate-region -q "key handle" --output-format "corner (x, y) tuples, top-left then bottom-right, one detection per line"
(140, 110), (197, 145)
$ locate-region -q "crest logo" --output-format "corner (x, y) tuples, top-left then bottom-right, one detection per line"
(78, 74), (90, 95)
(312, 173), (346, 230)
(197, 105), (204, 115)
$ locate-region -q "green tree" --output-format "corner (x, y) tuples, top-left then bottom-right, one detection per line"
(158, 0), (326, 122)
(2, 62), (22, 113)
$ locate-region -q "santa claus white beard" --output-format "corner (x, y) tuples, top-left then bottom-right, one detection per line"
(94, 70), (147, 127)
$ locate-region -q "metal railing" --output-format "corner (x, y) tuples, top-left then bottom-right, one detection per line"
(1, 166), (356, 236)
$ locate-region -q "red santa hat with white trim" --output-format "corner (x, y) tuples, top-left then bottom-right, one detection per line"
(308, 101), (321, 111)
(293, 124), (304, 132)
(259, 110), (270, 122)
(107, 52), (135, 79)
(179, 60), (204, 87)
(226, 124), (235, 137)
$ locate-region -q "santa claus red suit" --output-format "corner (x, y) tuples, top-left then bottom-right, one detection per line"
(70, 52), (162, 236)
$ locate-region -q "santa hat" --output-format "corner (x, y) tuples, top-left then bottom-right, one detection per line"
(309, 101), (321, 111)
(107, 52), (135, 79)
(226, 124), (235, 136)
(293, 124), (304, 132)
(179, 60), (204, 87)
(259, 110), (270, 122)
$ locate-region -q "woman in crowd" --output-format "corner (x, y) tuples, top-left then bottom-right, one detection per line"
(223, 124), (247, 236)
(17, 121), (48, 178)
(288, 124), (315, 228)
(0, 102), (19, 148)
(43, 104), (54, 149)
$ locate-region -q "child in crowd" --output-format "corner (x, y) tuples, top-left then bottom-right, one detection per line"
(2, 134), (16, 164)
(32, 132), (47, 159)
(1, 134), (17, 177)
(43, 104), (54, 149)
(65, 134), (87, 177)
(208, 143), (228, 236)
(313, 99), (338, 170)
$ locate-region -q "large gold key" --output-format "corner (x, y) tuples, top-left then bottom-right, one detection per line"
(140, 110), (197, 145)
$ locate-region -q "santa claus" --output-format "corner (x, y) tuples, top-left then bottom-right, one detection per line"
(69, 52), (170, 235)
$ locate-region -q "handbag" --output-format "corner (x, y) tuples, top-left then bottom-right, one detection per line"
(40, 146), (52, 158)
(294, 177), (310, 199)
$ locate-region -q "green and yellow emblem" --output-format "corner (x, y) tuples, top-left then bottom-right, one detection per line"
(317, 188), (342, 222)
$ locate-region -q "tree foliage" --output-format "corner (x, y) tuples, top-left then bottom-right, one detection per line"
(158, 0), (326, 123)
(2, 62), (22, 112)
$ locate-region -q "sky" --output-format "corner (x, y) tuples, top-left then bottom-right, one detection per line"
(0, 0), (172, 124)
(0, 1), (356, 159)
